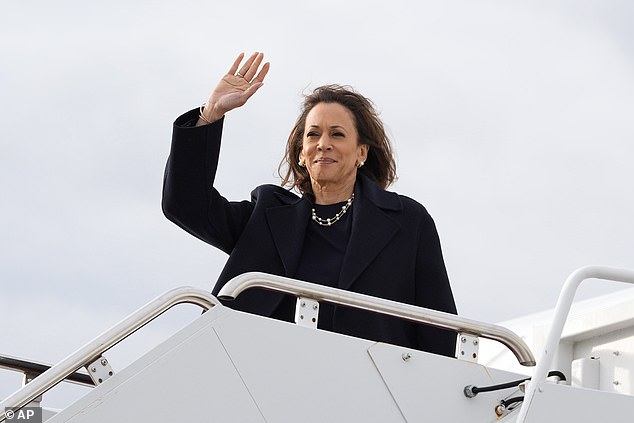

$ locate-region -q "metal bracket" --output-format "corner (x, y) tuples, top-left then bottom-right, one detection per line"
(457, 333), (480, 363)
(85, 356), (114, 385)
(294, 297), (319, 328)
(22, 372), (42, 405)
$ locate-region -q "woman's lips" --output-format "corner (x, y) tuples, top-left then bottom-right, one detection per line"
(315, 158), (336, 164)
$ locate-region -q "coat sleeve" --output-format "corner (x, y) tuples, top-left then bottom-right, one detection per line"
(415, 211), (458, 357)
(162, 109), (255, 254)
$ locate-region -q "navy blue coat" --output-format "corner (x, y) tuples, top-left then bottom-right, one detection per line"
(163, 109), (458, 356)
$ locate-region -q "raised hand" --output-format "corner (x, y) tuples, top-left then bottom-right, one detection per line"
(198, 52), (270, 125)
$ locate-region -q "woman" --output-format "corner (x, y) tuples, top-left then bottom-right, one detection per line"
(162, 52), (457, 356)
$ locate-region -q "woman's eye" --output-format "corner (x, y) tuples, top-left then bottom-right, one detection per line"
(332, 132), (344, 138)
(306, 131), (319, 137)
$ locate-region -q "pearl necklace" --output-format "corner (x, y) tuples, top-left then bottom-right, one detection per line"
(311, 193), (354, 227)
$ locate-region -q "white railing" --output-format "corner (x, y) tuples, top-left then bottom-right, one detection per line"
(517, 265), (634, 423)
(0, 287), (219, 422)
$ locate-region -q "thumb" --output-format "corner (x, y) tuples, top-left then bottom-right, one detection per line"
(243, 82), (264, 101)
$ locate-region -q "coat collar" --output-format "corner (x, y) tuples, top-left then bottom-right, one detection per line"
(265, 175), (402, 291)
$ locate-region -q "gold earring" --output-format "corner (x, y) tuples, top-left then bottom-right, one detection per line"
(298, 159), (305, 167)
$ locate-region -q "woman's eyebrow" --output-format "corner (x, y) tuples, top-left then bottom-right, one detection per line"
(306, 124), (348, 132)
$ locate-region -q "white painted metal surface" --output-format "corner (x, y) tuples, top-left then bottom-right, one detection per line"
(571, 357), (600, 390)
(479, 286), (634, 382)
(368, 343), (523, 421)
(294, 296), (319, 328)
(0, 287), (219, 422)
(38, 304), (529, 422)
(456, 333), (480, 363)
(4, 266), (634, 422)
(516, 265), (634, 423)
(506, 379), (634, 422)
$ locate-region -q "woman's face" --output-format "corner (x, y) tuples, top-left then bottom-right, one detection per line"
(299, 102), (368, 191)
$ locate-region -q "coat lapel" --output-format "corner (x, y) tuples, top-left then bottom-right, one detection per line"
(265, 193), (311, 278)
(265, 177), (402, 291)
(339, 176), (402, 291)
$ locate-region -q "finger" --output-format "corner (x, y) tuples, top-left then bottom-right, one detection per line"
(243, 53), (264, 81)
(237, 52), (259, 77)
(251, 62), (270, 84)
(227, 52), (245, 75)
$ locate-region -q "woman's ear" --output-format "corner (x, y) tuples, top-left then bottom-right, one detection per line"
(359, 144), (369, 162)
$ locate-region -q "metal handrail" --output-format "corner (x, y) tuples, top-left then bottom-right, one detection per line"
(218, 272), (536, 366)
(0, 354), (94, 387)
(0, 287), (219, 422)
(516, 265), (634, 423)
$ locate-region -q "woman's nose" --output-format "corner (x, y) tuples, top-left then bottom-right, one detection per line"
(317, 136), (333, 150)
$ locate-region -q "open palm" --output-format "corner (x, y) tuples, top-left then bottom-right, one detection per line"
(202, 52), (270, 122)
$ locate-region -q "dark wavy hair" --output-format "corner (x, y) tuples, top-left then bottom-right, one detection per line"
(279, 85), (397, 196)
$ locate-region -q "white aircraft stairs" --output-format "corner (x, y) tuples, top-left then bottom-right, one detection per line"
(2, 266), (634, 422)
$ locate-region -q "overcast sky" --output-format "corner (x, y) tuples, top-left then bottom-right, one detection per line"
(2, 0), (633, 408)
